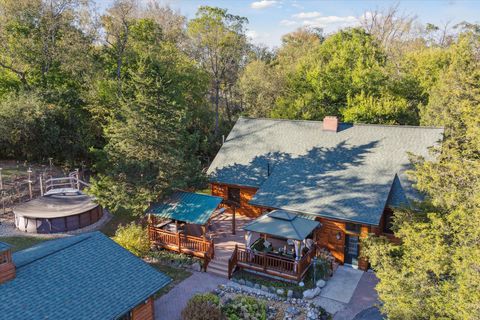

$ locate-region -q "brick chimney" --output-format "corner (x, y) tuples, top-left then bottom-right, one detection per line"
(323, 116), (339, 132)
(0, 244), (15, 284)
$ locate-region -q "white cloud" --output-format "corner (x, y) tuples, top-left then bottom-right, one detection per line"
(250, 0), (278, 9)
(302, 15), (359, 28)
(246, 30), (259, 39)
(290, 11), (360, 31)
(292, 11), (322, 19)
(246, 29), (271, 44)
(291, 1), (304, 9)
(280, 19), (297, 26)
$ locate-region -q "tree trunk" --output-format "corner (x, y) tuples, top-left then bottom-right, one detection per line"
(214, 80), (220, 137)
(116, 54), (122, 94)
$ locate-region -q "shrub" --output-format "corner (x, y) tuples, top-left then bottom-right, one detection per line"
(181, 293), (222, 320)
(113, 222), (150, 257)
(223, 295), (267, 320)
(149, 249), (201, 266)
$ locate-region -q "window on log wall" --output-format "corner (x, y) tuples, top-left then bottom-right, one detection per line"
(227, 187), (241, 205)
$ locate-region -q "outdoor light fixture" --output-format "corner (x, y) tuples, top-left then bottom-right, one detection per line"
(336, 232), (342, 240)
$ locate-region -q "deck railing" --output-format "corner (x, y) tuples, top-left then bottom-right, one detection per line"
(148, 226), (215, 269)
(229, 244), (317, 281)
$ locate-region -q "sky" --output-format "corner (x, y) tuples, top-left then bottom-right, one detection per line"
(94, 0), (480, 48)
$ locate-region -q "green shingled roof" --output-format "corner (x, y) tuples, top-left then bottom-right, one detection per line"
(208, 117), (443, 225)
(244, 210), (320, 240)
(147, 191), (223, 225)
(0, 232), (171, 320)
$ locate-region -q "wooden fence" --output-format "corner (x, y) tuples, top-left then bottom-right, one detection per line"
(148, 226), (215, 270)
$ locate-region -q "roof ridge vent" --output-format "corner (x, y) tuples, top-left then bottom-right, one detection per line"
(323, 116), (339, 132)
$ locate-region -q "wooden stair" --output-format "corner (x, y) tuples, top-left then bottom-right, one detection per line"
(207, 256), (229, 278)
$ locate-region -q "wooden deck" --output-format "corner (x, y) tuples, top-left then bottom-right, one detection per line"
(148, 226), (215, 269)
(228, 244), (317, 282)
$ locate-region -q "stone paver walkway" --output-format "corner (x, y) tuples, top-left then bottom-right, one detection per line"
(154, 271), (228, 320)
(333, 271), (379, 320)
(312, 267), (379, 320)
(320, 266), (364, 303)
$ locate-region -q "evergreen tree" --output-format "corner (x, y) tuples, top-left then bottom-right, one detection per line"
(362, 32), (480, 320)
(89, 19), (209, 215)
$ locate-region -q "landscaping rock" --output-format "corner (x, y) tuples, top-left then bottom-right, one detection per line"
(276, 288), (285, 296)
(286, 306), (300, 316)
(238, 278), (246, 285)
(316, 279), (326, 288)
(245, 280), (254, 288)
(303, 287), (321, 299)
(298, 281), (305, 287)
(254, 283), (261, 290)
(269, 286), (276, 294)
(287, 289), (293, 298)
(261, 285), (269, 292)
(307, 309), (318, 320)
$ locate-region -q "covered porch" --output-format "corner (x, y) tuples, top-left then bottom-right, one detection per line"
(228, 210), (321, 282)
(146, 191), (224, 269)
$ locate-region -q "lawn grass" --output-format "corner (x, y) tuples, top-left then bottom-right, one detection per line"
(150, 263), (192, 298)
(0, 236), (50, 252)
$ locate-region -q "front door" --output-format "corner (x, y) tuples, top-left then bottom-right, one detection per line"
(344, 235), (359, 266)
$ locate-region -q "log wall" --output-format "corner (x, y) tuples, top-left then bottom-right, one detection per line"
(211, 183), (264, 218)
(211, 182), (401, 271)
(314, 218), (371, 270)
(132, 297), (155, 320)
(0, 250), (15, 284)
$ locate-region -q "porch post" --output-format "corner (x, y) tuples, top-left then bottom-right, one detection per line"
(202, 225), (207, 241)
(177, 231), (181, 253)
(293, 239), (301, 274)
(232, 206), (236, 235)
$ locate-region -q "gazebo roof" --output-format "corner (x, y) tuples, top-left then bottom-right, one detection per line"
(147, 191), (223, 225)
(243, 210), (320, 241)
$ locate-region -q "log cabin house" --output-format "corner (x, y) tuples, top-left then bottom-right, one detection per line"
(207, 116), (443, 271)
(0, 232), (171, 320)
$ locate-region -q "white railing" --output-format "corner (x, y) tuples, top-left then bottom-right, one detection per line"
(41, 173), (90, 196)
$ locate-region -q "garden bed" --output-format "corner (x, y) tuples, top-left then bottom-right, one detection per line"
(181, 286), (332, 320)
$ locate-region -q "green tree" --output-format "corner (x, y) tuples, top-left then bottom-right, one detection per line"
(0, 0), (99, 163)
(362, 32), (480, 320)
(239, 28), (322, 118)
(342, 92), (417, 125)
(90, 19), (209, 215)
(271, 28), (388, 120)
(187, 6), (248, 136)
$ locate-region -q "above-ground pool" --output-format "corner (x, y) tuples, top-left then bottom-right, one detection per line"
(14, 191), (102, 234)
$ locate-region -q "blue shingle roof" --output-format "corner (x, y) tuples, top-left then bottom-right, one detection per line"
(0, 242), (11, 253)
(0, 232), (171, 320)
(147, 191), (223, 225)
(208, 117), (444, 225)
